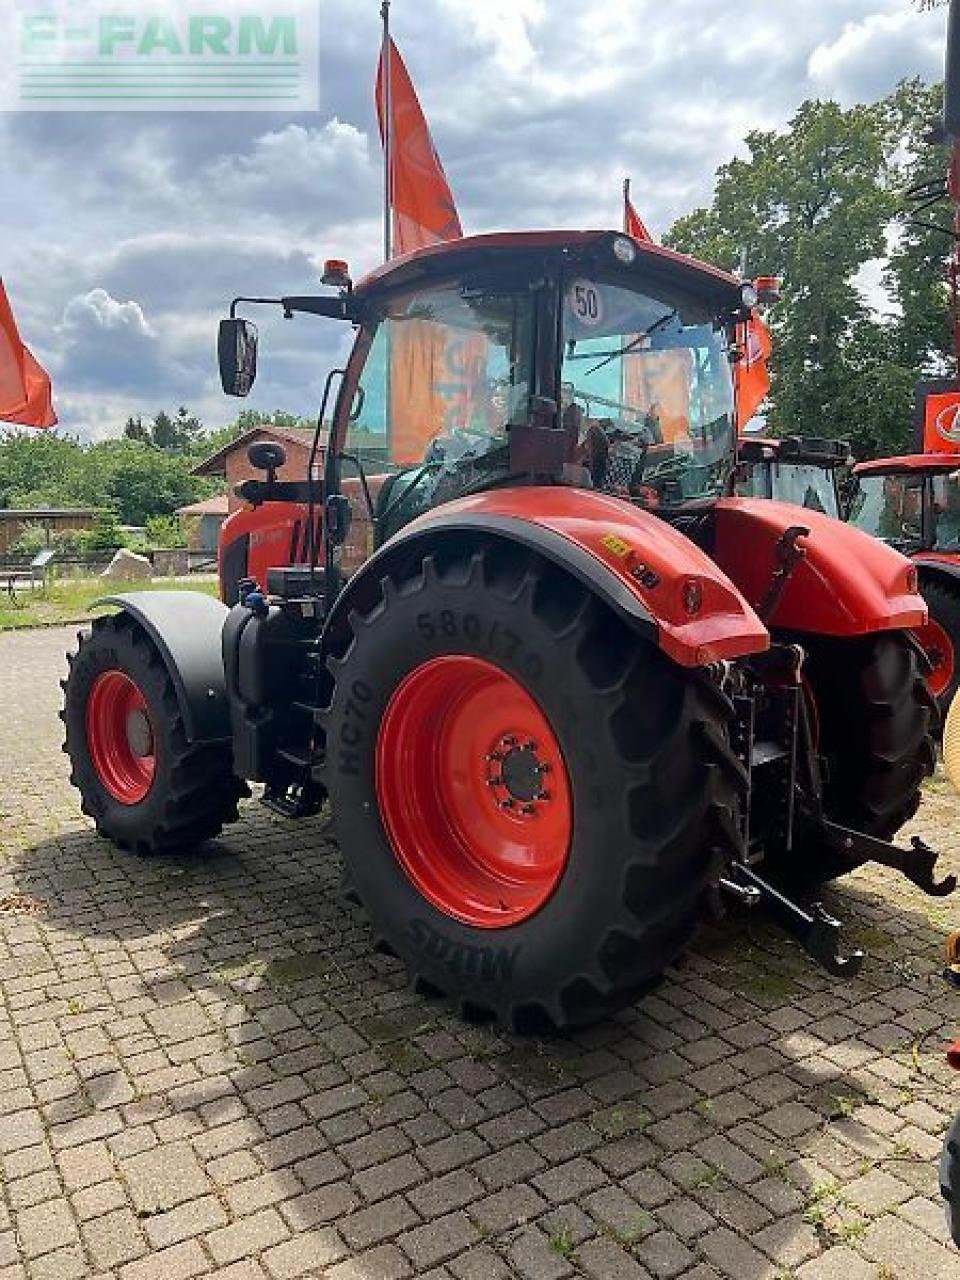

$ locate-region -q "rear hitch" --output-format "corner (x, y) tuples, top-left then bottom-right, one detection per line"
(822, 822), (957, 898)
(722, 861), (865, 978)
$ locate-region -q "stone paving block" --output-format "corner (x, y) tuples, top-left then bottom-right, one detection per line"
(261, 1228), (347, 1277)
(81, 1207), (148, 1270)
(15, 1198), (78, 1259)
(861, 1212), (960, 1278)
(576, 1235), (653, 1279)
(121, 1140), (211, 1214)
(118, 1239), (208, 1280)
(206, 1207), (289, 1266)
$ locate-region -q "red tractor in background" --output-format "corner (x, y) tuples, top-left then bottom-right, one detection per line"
(847, 452), (960, 713)
(60, 227), (956, 1031)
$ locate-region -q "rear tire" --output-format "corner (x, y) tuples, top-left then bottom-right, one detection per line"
(62, 613), (245, 854)
(915, 577), (960, 721)
(786, 631), (936, 885)
(323, 544), (745, 1032)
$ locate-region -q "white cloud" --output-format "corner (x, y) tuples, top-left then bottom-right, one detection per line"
(0, 0), (951, 438)
(62, 288), (155, 338)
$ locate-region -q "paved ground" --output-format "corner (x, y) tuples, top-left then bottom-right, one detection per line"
(1, 624), (960, 1280)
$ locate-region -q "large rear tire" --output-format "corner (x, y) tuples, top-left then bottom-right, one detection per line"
(323, 544), (744, 1032)
(62, 613), (245, 854)
(786, 631), (936, 886)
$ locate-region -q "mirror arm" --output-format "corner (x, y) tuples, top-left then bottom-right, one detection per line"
(228, 295), (362, 322)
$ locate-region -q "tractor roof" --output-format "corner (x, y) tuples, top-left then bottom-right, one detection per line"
(354, 230), (744, 312)
(739, 435), (849, 467)
(854, 453), (960, 477)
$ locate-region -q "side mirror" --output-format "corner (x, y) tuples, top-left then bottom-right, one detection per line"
(248, 441), (286, 480)
(325, 494), (352, 547)
(218, 317), (258, 397)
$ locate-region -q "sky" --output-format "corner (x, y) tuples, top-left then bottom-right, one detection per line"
(0, 0), (949, 440)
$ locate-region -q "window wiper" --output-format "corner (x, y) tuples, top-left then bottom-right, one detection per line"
(577, 309), (679, 376)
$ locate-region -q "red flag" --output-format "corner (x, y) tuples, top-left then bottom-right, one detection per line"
(376, 37), (462, 256)
(624, 193), (652, 244)
(735, 312), (773, 429)
(0, 281), (56, 429)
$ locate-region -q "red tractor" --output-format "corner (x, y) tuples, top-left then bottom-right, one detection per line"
(61, 230), (955, 1031)
(847, 453), (960, 714)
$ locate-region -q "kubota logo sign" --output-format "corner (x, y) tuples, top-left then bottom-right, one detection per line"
(935, 401), (960, 445)
(923, 391), (960, 455)
(2, 1), (319, 112)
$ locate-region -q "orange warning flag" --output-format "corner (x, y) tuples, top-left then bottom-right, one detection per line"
(376, 37), (463, 255)
(0, 281), (56, 429)
(735, 312), (773, 429)
(624, 192), (653, 244)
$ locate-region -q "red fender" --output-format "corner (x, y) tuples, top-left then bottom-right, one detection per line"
(711, 498), (926, 636)
(390, 488), (769, 668)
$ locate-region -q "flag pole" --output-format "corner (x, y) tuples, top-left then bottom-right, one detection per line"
(623, 177), (630, 234)
(381, 0), (393, 262)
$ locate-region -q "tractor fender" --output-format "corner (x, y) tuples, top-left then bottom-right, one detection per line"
(710, 498), (927, 636)
(326, 487), (769, 668)
(94, 591), (231, 742)
(913, 553), (960, 590)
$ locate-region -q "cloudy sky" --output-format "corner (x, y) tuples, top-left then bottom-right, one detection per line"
(0, 0), (949, 440)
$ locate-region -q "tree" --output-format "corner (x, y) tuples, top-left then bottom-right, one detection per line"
(666, 86), (956, 457)
(668, 100), (894, 450)
(123, 415), (150, 443)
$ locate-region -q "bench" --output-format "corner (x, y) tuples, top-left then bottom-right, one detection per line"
(2, 548), (57, 600)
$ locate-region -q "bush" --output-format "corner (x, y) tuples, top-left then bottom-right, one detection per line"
(77, 511), (124, 555)
(144, 515), (186, 549)
(10, 523), (50, 555)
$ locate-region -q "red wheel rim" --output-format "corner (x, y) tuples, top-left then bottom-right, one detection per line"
(85, 671), (156, 804)
(375, 656), (572, 928)
(915, 617), (956, 699)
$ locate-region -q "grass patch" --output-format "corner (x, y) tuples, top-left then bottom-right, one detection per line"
(0, 576), (219, 630)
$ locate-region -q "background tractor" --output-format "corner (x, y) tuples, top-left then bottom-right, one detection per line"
(60, 228), (955, 1032)
(847, 453), (960, 714)
(736, 435), (848, 519)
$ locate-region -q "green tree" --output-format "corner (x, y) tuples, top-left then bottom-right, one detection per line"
(667, 99), (894, 450)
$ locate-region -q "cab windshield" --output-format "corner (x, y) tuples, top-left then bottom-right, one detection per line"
(746, 461), (839, 517)
(560, 277), (736, 507)
(848, 474), (924, 548)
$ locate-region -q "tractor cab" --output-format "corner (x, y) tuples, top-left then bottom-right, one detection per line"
(216, 231), (754, 600)
(848, 454), (960, 554)
(736, 436), (849, 520)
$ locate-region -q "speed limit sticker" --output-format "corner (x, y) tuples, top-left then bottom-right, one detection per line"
(569, 280), (603, 327)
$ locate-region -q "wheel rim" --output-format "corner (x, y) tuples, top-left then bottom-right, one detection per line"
(375, 655), (572, 928)
(915, 617), (956, 699)
(85, 670), (156, 804)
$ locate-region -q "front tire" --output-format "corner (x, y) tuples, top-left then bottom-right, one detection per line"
(62, 613), (245, 854)
(323, 544), (744, 1032)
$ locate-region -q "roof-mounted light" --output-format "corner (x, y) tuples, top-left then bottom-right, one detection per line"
(612, 236), (637, 265)
(740, 282), (759, 309)
(754, 275), (781, 305)
(321, 259), (352, 290)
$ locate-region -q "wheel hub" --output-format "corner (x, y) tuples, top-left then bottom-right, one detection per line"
(486, 735), (550, 815)
(126, 708), (153, 758)
(376, 655), (572, 928)
(85, 670), (156, 805)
